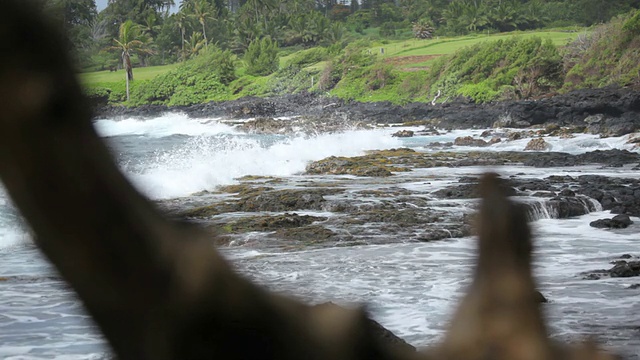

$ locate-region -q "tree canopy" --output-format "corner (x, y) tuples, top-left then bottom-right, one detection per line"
(55, 0), (640, 72)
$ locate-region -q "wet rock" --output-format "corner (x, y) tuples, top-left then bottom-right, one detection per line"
(511, 178), (554, 192)
(480, 130), (493, 137)
(534, 291), (548, 304)
(532, 191), (556, 198)
(610, 261), (640, 277)
(547, 196), (599, 218)
(272, 225), (336, 243)
(577, 149), (640, 167)
(584, 114), (605, 124)
(216, 213), (328, 234)
(627, 284), (640, 289)
(524, 138), (551, 151)
(590, 214), (633, 229)
(433, 179), (516, 199)
(583, 272), (604, 280)
(559, 188), (575, 197)
(488, 137), (502, 145)
(392, 130), (414, 137)
(432, 184), (481, 199)
(183, 188), (343, 217)
(417, 227), (472, 241)
(305, 157), (394, 177)
(524, 196), (599, 220)
(493, 115), (530, 128)
(587, 112), (640, 137)
(305, 149), (416, 177)
(583, 258), (640, 280)
(613, 214), (634, 226)
(454, 136), (488, 147)
(576, 174), (640, 216)
(508, 132), (522, 141)
(519, 149), (640, 168)
(544, 123), (561, 134)
(239, 189), (333, 212)
(94, 88), (640, 139)
(559, 132), (575, 139)
(238, 117), (291, 134)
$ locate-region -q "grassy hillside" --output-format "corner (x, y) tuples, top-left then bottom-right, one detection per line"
(368, 30), (578, 68)
(82, 28), (584, 106)
(563, 10), (640, 90)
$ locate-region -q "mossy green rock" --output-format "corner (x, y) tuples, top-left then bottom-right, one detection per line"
(217, 213), (327, 234)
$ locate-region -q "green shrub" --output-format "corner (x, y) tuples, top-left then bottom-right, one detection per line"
(563, 9), (640, 91)
(245, 37), (279, 76)
(397, 70), (429, 100)
(286, 47), (329, 67)
(130, 47), (236, 106)
(622, 10), (640, 34)
(84, 81), (136, 103)
(83, 86), (111, 100)
(425, 36), (563, 102)
(365, 63), (395, 90)
(456, 82), (500, 103)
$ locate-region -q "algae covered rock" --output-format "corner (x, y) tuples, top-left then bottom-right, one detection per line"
(391, 129), (414, 137)
(217, 213), (328, 234)
(524, 138), (551, 151)
(453, 136), (489, 147)
(305, 149), (416, 177)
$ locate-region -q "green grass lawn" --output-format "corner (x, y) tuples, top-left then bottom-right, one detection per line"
(371, 30), (583, 68)
(80, 63), (178, 85)
(81, 29), (585, 87)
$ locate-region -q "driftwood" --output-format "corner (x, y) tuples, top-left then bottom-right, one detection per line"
(0, 2), (619, 359)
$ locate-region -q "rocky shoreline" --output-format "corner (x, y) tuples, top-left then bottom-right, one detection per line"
(114, 88), (640, 288)
(94, 87), (640, 137)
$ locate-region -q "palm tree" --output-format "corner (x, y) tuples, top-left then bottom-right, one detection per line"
(461, 1), (488, 32)
(443, 1), (466, 34)
(245, 0), (276, 30)
(141, 13), (161, 38)
(489, 0), (520, 32)
(174, 11), (190, 61)
(109, 20), (153, 101)
(192, 0), (213, 49)
(186, 31), (206, 58)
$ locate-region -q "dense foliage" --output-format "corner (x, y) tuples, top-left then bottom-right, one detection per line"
(49, 0), (640, 73)
(426, 36), (563, 102)
(563, 9), (640, 90)
(128, 46), (236, 105)
(244, 37), (279, 76)
(78, 1), (640, 106)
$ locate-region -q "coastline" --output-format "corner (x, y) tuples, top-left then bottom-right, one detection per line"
(92, 87), (640, 137)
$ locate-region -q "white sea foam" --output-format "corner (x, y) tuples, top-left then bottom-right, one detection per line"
(224, 213), (640, 356)
(0, 190), (29, 251)
(396, 127), (638, 154)
(124, 128), (402, 199)
(1, 117), (638, 358)
(0, 227), (29, 251)
(490, 132), (635, 153)
(93, 113), (234, 138)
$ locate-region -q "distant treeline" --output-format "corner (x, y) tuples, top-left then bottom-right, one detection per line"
(37, 0), (640, 70)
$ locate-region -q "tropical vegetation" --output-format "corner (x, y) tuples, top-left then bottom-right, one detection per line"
(40, 0), (640, 105)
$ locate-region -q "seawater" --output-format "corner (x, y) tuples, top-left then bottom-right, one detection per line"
(1, 113), (639, 359)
